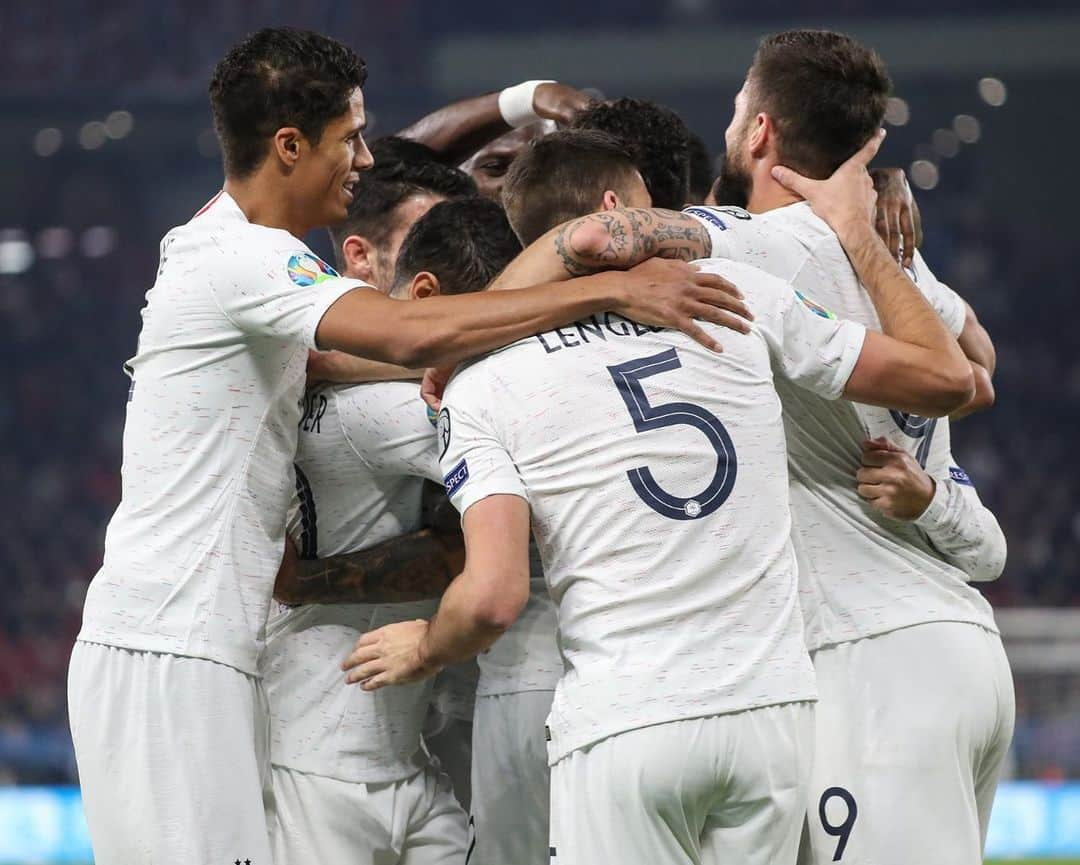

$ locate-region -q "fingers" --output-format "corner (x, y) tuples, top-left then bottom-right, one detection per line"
(856, 466), (890, 485)
(848, 128), (886, 169)
(690, 269), (746, 301)
(857, 483), (883, 500)
(690, 282), (753, 324)
(875, 207), (892, 259)
(341, 642), (380, 671)
(678, 319), (724, 354)
(862, 436), (902, 453)
(887, 210), (903, 263)
(770, 164), (814, 199)
(898, 201), (916, 269)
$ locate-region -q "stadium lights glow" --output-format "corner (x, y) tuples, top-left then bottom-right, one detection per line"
(33, 127), (62, 157)
(884, 97), (910, 127)
(932, 128), (960, 159)
(0, 230), (35, 274)
(37, 227), (74, 259)
(81, 226), (118, 258)
(197, 128), (219, 158)
(79, 121), (108, 150)
(978, 77), (1007, 107)
(105, 110), (134, 140)
(910, 159), (940, 191)
(953, 114), (981, 144)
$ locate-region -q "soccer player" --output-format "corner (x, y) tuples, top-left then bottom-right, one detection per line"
(263, 196), (521, 865)
(571, 97), (693, 209)
(345, 138), (975, 865)
(66, 28), (747, 864)
(501, 128), (653, 245)
(482, 30), (1012, 865)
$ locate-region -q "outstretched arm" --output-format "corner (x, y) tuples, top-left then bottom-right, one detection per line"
(398, 82), (590, 165)
(489, 208), (715, 289)
(273, 528), (463, 606)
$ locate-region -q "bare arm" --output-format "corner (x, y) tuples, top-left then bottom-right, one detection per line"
(342, 495), (532, 689)
(273, 528), (463, 606)
(306, 350), (421, 386)
(489, 208), (715, 288)
(317, 260), (749, 365)
(398, 83), (590, 165)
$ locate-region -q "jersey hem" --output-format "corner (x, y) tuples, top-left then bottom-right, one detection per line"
(806, 615), (1000, 654)
(74, 631), (258, 677)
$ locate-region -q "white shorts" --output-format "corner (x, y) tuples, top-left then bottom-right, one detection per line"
(550, 702), (814, 865)
(425, 708), (474, 812)
(269, 763), (467, 865)
(67, 641), (272, 865)
(799, 622), (1015, 865)
(469, 690), (554, 865)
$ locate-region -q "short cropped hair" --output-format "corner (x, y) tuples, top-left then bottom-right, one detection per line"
(572, 97), (690, 209)
(327, 142), (476, 269)
(501, 129), (642, 245)
(392, 197), (523, 297)
(209, 27), (367, 178)
(686, 131), (714, 205)
(748, 29), (891, 178)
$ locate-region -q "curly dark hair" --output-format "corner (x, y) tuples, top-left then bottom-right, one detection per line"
(208, 27), (367, 178)
(368, 137), (477, 197)
(749, 30), (890, 179)
(572, 97), (691, 209)
(392, 197), (522, 297)
(685, 131), (714, 205)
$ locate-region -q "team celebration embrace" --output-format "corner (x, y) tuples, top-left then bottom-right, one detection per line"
(67, 23), (1012, 865)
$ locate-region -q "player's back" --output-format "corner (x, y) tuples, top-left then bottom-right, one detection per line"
(440, 258), (869, 761)
(687, 204), (997, 650)
(262, 379), (442, 783)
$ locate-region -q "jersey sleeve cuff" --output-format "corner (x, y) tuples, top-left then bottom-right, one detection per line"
(913, 475), (950, 530)
(822, 320), (867, 400)
(306, 278), (370, 349)
(453, 482), (529, 519)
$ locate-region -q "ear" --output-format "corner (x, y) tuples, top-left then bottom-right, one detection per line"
(601, 190), (621, 211)
(748, 112), (772, 159)
(272, 127), (305, 169)
(341, 235), (377, 283)
(410, 272), (441, 300)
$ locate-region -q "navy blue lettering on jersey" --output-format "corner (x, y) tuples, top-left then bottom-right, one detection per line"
(444, 458), (470, 497)
(534, 313), (663, 355)
(949, 466), (974, 486)
(889, 410), (937, 469)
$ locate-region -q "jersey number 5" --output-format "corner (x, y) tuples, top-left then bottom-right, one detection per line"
(607, 348), (737, 521)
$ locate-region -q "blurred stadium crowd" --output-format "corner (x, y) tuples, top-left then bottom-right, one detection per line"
(1, 1), (1078, 787)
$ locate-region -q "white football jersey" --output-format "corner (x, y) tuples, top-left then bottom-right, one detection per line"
(439, 259), (867, 762)
(686, 204), (998, 650)
(261, 380), (445, 784)
(78, 191), (364, 674)
(476, 546), (562, 698)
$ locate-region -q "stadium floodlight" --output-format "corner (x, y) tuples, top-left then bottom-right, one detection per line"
(37, 227), (74, 259)
(0, 230), (34, 274)
(33, 127), (62, 157)
(953, 115), (981, 144)
(909, 159), (940, 190)
(78, 121), (108, 150)
(932, 128), (960, 159)
(105, 111), (134, 140)
(80, 227), (118, 258)
(884, 97), (910, 127)
(978, 77), (1007, 107)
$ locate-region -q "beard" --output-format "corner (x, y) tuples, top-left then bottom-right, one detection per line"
(712, 150), (752, 209)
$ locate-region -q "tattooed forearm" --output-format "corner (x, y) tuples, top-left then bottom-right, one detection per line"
(274, 528), (464, 606)
(551, 208), (712, 277)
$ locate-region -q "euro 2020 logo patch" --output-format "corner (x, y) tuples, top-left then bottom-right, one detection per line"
(287, 252), (339, 287)
(794, 288), (837, 320)
(437, 408), (452, 459)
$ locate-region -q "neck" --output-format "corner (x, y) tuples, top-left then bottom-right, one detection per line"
(745, 159), (802, 215)
(224, 169), (309, 239)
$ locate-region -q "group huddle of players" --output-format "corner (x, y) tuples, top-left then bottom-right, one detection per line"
(66, 23), (1013, 865)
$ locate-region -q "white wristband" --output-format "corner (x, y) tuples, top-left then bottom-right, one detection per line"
(498, 79), (555, 129)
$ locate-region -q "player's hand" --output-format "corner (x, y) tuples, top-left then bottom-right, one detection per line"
(856, 437), (935, 521)
(532, 83), (592, 126)
(612, 257), (753, 353)
(421, 366), (455, 413)
(342, 620), (440, 690)
(771, 129), (885, 246)
(870, 167), (923, 268)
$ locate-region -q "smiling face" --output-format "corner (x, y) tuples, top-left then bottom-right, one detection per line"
(298, 88), (374, 228)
